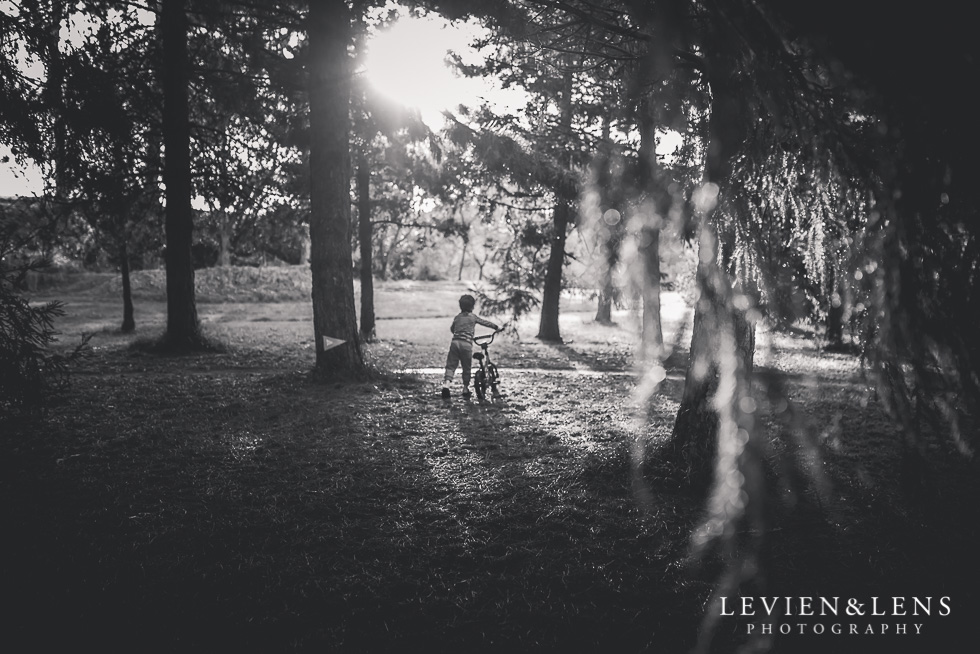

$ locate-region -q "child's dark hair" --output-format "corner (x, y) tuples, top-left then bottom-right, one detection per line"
(459, 294), (476, 312)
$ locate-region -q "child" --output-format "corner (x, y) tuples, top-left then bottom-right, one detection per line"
(442, 294), (499, 399)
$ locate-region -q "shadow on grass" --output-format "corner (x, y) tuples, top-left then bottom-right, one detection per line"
(7, 337), (975, 654)
(1, 352), (708, 653)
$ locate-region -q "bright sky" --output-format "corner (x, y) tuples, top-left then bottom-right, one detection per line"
(362, 12), (525, 130)
(364, 12), (683, 156)
(1, 147), (44, 198)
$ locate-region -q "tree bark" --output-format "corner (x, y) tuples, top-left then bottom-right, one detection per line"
(595, 288), (613, 324)
(307, 0), (364, 377)
(538, 197), (572, 341)
(670, 64), (757, 481)
(537, 67), (576, 342)
(357, 155), (375, 341)
(639, 225), (663, 356)
(593, 118), (619, 327)
(161, 0), (201, 348)
(120, 239), (135, 333)
(637, 96), (664, 362)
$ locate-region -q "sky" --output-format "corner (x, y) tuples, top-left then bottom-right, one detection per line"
(1, 148), (43, 198)
(0, 9), (680, 197)
(362, 11), (526, 129)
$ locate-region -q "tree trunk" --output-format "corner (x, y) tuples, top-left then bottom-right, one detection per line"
(595, 288), (613, 324)
(217, 212), (232, 267)
(47, 0), (66, 198)
(357, 155), (375, 341)
(377, 225), (401, 282)
(160, 0), (201, 349)
(537, 67), (576, 342)
(593, 118), (619, 327)
(120, 239), (135, 333)
(307, 0), (364, 377)
(43, 0), (69, 261)
(826, 266), (844, 347)
(457, 238), (467, 281)
(538, 197), (572, 341)
(640, 225), (663, 357)
(637, 97), (664, 362)
(298, 231), (311, 266)
(670, 59), (756, 482)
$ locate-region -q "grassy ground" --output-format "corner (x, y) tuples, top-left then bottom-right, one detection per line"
(2, 274), (978, 653)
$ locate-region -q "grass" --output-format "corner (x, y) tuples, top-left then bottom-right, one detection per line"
(2, 276), (978, 653)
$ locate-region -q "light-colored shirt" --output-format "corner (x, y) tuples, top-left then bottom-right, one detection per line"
(450, 311), (498, 343)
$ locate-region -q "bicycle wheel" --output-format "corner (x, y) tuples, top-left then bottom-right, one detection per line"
(487, 364), (501, 398)
(474, 369), (487, 402)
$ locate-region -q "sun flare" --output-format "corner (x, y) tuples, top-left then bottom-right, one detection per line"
(362, 15), (494, 128)
(364, 16), (467, 125)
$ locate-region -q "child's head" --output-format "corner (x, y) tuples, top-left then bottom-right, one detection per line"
(458, 294), (476, 312)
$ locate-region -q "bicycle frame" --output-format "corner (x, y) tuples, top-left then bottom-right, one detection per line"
(472, 331), (501, 401)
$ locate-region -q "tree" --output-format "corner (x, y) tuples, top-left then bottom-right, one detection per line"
(73, 7), (163, 333)
(307, 0), (364, 377)
(160, 0), (202, 349)
(188, 0), (305, 269)
(0, 205), (88, 416)
(2, 2), (166, 333)
(350, 48), (435, 339)
(356, 152), (376, 340)
(764, 0), (980, 457)
(536, 65), (576, 341)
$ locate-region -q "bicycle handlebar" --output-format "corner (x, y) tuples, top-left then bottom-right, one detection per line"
(473, 330), (501, 345)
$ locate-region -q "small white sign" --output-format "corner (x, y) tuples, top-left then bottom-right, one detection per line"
(321, 336), (346, 351)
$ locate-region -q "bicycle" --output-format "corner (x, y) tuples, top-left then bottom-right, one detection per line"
(472, 330), (503, 402)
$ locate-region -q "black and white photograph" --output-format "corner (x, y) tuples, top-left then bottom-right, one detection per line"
(1, 0), (977, 652)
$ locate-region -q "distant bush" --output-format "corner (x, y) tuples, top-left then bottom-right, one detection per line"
(413, 258), (445, 281)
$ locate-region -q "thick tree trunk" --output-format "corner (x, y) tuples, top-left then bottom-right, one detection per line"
(537, 67), (575, 342)
(670, 68), (757, 481)
(593, 119), (619, 327)
(120, 240), (135, 333)
(160, 0), (201, 348)
(640, 225), (663, 357)
(538, 197), (571, 341)
(357, 155), (376, 341)
(637, 98), (664, 362)
(308, 0), (364, 376)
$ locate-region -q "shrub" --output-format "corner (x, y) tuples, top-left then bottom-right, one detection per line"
(1, 228), (88, 417)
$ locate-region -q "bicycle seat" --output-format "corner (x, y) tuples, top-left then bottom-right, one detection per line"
(472, 352), (484, 360)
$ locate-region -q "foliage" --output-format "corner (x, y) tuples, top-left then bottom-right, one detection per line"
(0, 220), (87, 416)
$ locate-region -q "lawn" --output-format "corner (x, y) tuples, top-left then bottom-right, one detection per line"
(2, 271), (977, 653)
